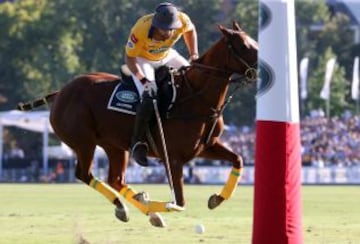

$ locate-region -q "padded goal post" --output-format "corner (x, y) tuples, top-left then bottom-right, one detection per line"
(252, 1), (303, 243)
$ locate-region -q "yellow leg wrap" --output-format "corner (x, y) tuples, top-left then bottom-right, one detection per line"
(119, 185), (184, 214)
(148, 201), (185, 212)
(89, 178), (118, 203)
(220, 167), (243, 200)
(148, 201), (170, 212)
(119, 185), (149, 214)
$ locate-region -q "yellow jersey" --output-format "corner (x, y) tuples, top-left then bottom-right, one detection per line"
(125, 12), (194, 61)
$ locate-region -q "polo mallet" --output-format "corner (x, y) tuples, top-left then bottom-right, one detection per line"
(152, 99), (177, 205)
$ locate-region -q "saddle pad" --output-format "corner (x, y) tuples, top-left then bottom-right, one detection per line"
(107, 81), (140, 115)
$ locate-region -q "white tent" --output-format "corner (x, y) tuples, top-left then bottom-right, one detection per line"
(0, 110), (52, 179)
(0, 110), (53, 133)
(0, 110), (106, 181)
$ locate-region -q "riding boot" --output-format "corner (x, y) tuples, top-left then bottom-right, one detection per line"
(131, 91), (154, 167)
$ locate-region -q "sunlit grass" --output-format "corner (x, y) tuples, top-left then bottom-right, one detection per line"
(0, 184), (359, 243)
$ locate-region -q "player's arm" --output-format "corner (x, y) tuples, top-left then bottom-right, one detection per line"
(181, 13), (199, 60)
(125, 31), (147, 81)
(125, 55), (146, 81)
(183, 28), (199, 60)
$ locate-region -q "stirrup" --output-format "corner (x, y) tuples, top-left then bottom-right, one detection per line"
(131, 142), (149, 167)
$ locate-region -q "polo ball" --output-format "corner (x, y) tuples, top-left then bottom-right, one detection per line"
(195, 224), (205, 234)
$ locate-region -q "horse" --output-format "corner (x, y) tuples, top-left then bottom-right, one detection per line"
(17, 21), (258, 227)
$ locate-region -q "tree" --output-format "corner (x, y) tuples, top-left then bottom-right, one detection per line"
(2, 1), (358, 124)
(0, 0), (224, 156)
(221, 1), (258, 126)
(296, 1), (355, 116)
(306, 47), (349, 117)
(0, 0), (47, 109)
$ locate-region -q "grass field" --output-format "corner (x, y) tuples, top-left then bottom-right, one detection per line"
(0, 184), (359, 244)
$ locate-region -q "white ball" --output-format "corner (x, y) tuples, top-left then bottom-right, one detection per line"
(195, 224), (205, 234)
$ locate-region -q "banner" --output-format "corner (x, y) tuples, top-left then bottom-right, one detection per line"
(351, 56), (359, 100)
(320, 57), (336, 100)
(299, 57), (309, 100)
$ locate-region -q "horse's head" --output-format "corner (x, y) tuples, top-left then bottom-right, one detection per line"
(218, 21), (258, 83)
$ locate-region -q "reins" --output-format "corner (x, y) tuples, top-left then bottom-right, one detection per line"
(166, 65), (232, 121)
(165, 31), (257, 142)
(166, 62), (246, 122)
(191, 62), (232, 76)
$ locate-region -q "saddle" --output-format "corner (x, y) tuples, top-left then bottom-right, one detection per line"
(107, 65), (176, 117)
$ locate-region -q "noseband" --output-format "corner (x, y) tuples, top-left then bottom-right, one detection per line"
(225, 36), (257, 83)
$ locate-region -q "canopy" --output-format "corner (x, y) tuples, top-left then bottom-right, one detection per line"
(0, 110), (52, 180)
(0, 110), (106, 181)
(0, 110), (53, 133)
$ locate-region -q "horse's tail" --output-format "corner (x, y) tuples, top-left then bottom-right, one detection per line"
(17, 91), (59, 111)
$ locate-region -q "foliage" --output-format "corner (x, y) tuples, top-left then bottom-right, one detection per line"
(1, 0), (360, 156)
(306, 47), (349, 116)
(0, 0), (223, 111)
(295, 1), (357, 116)
(222, 1), (258, 126)
(173, 0), (222, 55)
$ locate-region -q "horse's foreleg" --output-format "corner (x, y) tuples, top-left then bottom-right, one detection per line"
(199, 140), (244, 209)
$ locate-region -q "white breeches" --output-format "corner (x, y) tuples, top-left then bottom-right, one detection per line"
(131, 49), (189, 95)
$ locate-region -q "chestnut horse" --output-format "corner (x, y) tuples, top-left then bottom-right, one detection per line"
(18, 21), (257, 227)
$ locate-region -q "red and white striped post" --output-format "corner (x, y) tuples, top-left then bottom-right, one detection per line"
(252, 1), (303, 243)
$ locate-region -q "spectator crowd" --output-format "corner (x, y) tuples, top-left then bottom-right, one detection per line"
(1, 110), (360, 183)
(220, 110), (360, 167)
(3, 110), (360, 172)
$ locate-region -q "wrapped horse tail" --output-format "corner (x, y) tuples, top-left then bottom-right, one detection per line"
(17, 91), (58, 111)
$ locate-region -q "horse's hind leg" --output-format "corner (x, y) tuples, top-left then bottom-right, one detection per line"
(199, 139), (244, 209)
(104, 146), (180, 227)
(74, 144), (129, 222)
(104, 147), (148, 213)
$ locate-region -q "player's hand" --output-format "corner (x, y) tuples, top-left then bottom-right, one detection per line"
(189, 54), (199, 63)
(141, 78), (157, 96)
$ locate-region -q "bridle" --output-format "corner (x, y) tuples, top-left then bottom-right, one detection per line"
(226, 35), (258, 83)
(168, 31), (258, 128)
(190, 33), (258, 84)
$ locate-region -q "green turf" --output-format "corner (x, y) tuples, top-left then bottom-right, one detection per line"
(0, 184), (359, 243)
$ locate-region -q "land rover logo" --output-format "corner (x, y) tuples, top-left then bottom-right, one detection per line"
(115, 91), (139, 103)
(260, 3), (271, 30)
(257, 60), (275, 97)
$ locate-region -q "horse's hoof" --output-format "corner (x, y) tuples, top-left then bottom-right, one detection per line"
(133, 192), (150, 204)
(208, 194), (225, 210)
(149, 212), (166, 228)
(166, 202), (185, 212)
(115, 204), (129, 222)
